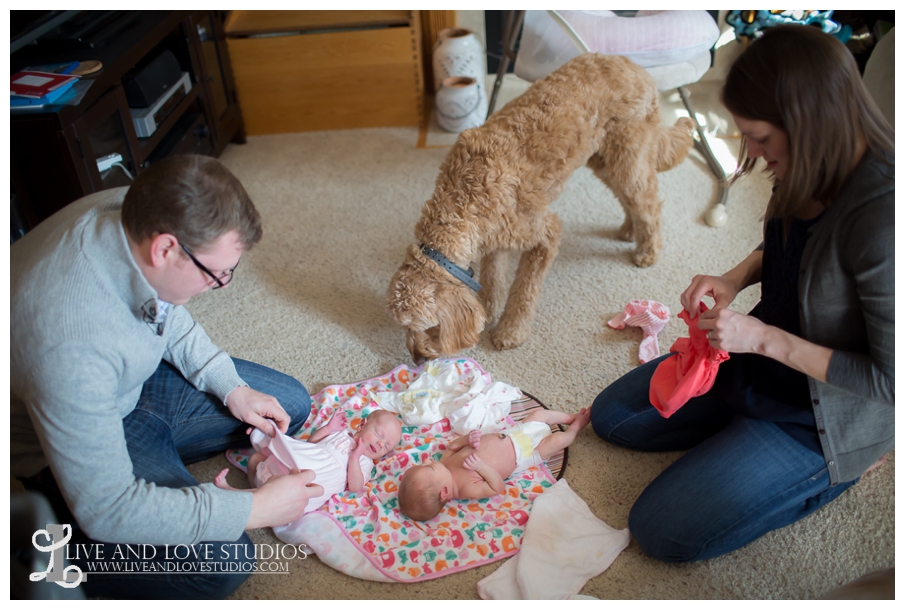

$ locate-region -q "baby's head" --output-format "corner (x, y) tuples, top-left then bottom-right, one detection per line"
(353, 410), (402, 460)
(398, 458), (452, 521)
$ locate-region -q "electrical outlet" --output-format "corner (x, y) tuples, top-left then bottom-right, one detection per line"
(96, 153), (124, 173)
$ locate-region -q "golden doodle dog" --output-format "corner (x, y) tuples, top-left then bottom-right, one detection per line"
(388, 53), (695, 363)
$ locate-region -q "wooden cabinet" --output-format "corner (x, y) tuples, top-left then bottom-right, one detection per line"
(10, 11), (245, 230)
(223, 10), (424, 134)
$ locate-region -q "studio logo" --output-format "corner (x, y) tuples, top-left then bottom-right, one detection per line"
(31, 524), (86, 588)
(28, 524), (310, 584)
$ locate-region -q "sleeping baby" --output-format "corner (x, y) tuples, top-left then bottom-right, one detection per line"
(215, 408), (402, 514)
(398, 407), (590, 521)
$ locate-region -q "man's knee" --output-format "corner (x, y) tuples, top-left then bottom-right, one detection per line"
(278, 376), (310, 434)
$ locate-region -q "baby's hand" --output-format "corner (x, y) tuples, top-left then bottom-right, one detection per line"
(325, 410), (348, 432)
(349, 437), (365, 458)
(468, 429), (481, 449)
(463, 453), (485, 472)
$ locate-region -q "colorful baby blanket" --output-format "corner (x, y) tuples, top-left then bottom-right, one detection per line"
(226, 358), (565, 582)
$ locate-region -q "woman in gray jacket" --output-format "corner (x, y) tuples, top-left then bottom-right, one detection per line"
(591, 25), (894, 562)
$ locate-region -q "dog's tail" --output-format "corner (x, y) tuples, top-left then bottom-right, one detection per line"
(655, 117), (695, 173)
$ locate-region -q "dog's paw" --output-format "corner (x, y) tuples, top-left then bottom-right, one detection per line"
(490, 321), (529, 351)
(616, 220), (634, 242)
(479, 297), (500, 325)
(676, 116), (696, 135)
(483, 311), (500, 326)
(632, 248), (658, 268)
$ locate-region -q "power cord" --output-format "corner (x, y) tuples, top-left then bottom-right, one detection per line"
(111, 162), (134, 181)
(95, 153), (134, 181)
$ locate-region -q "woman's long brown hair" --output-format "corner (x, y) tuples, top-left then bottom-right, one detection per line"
(722, 25), (894, 220)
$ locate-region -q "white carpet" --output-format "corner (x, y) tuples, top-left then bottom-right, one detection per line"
(173, 118), (895, 599)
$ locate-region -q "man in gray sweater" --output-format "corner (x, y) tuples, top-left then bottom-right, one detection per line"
(11, 155), (324, 598)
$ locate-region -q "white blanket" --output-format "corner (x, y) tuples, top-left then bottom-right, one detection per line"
(370, 360), (520, 434)
(477, 479), (630, 599)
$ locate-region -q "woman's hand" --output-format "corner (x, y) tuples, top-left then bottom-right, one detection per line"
(681, 274), (743, 318)
(698, 307), (833, 382)
(682, 250), (764, 318)
(698, 307), (769, 353)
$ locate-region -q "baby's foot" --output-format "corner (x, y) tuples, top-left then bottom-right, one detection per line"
(214, 468), (240, 491)
(570, 407), (591, 431)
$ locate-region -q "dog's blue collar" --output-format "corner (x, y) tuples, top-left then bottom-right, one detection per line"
(420, 244), (482, 292)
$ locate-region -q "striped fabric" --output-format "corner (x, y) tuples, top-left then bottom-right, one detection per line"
(508, 391), (567, 480)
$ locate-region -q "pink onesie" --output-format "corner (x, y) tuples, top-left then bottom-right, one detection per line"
(250, 428), (373, 514)
(608, 299), (671, 363)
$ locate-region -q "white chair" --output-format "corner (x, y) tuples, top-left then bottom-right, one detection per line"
(861, 27), (894, 129)
(487, 10), (730, 227)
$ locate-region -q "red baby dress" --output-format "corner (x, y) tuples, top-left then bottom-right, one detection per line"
(649, 303), (729, 418)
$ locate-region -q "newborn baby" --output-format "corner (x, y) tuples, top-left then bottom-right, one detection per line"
(398, 407), (590, 520)
(216, 409), (402, 515)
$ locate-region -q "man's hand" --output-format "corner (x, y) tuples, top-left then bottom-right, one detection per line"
(226, 386), (290, 436)
(246, 469), (324, 530)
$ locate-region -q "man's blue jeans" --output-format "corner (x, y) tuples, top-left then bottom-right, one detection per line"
(590, 354), (856, 562)
(23, 358), (310, 599)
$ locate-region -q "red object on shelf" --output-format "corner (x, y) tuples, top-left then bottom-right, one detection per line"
(11, 71), (79, 99)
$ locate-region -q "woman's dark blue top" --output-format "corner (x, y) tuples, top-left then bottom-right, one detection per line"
(718, 213), (822, 453)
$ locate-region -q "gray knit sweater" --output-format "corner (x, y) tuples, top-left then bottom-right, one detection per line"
(11, 188), (253, 544)
(797, 150), (895, 484)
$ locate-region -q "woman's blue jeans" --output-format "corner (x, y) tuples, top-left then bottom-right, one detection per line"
(590, 354), (856, 563)
(22, 358), (310, 599)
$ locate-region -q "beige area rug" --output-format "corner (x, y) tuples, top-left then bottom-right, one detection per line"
(177, 118), (894, 600)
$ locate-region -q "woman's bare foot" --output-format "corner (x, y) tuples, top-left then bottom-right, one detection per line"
(865, 454), (887, 474)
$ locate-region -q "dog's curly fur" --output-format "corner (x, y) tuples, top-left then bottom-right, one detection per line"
(388, 54), (695, 362)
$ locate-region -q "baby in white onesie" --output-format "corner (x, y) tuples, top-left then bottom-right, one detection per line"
(215, 409), (402, 514)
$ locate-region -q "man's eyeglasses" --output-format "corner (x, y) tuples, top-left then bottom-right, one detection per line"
(180, 244), (239, 289)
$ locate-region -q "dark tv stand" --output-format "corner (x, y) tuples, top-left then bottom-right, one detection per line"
(11, 11), (246, 230)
